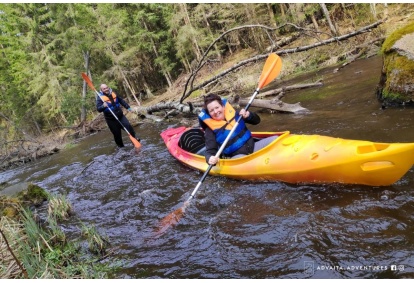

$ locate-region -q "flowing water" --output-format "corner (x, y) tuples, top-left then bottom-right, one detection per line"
(1, 56), (414, 279)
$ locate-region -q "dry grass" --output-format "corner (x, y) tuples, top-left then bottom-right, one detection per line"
(0, 194), (113, 279)
(48, 195), (72, 221)
(0, 217), (25, 279)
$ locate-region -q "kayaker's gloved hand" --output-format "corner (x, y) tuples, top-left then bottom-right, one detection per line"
(208, 156), (219, 166)
(102, 102), (108, 108)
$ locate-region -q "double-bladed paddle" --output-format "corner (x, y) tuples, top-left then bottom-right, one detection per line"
(157, 53), (282, 233)
(81, 73), (141, 149)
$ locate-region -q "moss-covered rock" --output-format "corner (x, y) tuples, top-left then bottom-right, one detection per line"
(377, 23), (414, 106)
(17, 183), (49, 206)
(1, 183), (48, 219)
(0, 196), (20, 219)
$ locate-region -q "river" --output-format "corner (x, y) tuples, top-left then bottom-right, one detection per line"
(1, 55), (414, 279)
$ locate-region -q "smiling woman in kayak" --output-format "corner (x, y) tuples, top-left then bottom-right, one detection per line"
(198, 93), (276, 165)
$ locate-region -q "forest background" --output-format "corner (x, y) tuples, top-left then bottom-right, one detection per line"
(0, 3), (411, 168)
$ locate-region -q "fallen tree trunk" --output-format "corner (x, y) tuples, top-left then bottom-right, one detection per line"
(135, 99), (307, 117)
(236, 98), (308, 113)
(257, 80), (323, 99)
(180, 19), (384, 102)
(333, 37), (385, 73)
(145, 102), (200, 115)
(136, 79), (323, 117)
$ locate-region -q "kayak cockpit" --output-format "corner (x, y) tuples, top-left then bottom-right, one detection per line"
(177, 127), (288, 158)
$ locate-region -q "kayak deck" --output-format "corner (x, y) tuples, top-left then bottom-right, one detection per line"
(161, 127), (414, 186)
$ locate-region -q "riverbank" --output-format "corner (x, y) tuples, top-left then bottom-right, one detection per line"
(0, 184), (116, 278)
(1, 5), (413, 172)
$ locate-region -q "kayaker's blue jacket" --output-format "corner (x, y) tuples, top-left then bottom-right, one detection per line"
(198, 99), (260, 162)
(96, 89), (130, 120)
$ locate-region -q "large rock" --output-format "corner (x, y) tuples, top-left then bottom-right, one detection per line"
(392, 33), (414, 60)
(377, 23), (414, 106)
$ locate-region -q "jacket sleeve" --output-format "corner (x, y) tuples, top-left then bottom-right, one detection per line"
(244, 111), (260, 125)
(117, 95), (130, 110)
(204, 127), (218, 163)
(96, 96), (105, 112)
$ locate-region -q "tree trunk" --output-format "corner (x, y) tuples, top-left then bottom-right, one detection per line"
(244, 4), (264, 50)
(179, 20), (383, 102)
(81, 50), (90, 124)
(370, 3), (377, 18)
(143, 20), (173, 87)
(143, 81), (153, 99)
(183, 56), (191, 73)
(237, 98), (308, 113)
(33, 119), (42, 136)
(256, 80), (324, 99)
(121, 76), (141, 107)
(202, 9), (222, 61)
(320, 3), (338, 36)
(311, 14), (319, 31)
(179, 3), (203, 61)
(118, 68), (135, 102)
(267, 4), (277, 28)
(279, 3), (286, 19)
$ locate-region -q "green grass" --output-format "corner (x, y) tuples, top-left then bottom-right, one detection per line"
(1, 192), (117, 279)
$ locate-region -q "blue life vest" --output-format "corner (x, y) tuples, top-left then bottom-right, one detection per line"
(198, 99), (251, 155)
(100, 89), (121, 113)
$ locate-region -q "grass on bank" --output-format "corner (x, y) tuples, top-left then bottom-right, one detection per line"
(0, 189), (117, 279)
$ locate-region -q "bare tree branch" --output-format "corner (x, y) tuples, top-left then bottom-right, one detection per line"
(237, 98), (308, 113)
(180, 23), (302, 103)
(256, 80), (323, 99)
(179, 20), (384, 103)
(0, 228), (28, 278)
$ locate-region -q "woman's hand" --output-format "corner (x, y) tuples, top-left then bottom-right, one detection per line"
(208, 156), (219, 165)
(239, 109), (250, 119)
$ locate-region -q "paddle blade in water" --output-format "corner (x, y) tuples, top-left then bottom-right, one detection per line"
(129, 135), (142, 150)
(155, 201), (189, 236)
(155, 207), (184, 236)
(258, 53), (282, 89)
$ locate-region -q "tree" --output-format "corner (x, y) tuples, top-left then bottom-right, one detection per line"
(320, 3), (338, 36)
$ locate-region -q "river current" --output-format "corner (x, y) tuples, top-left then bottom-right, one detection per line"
(1, 56), (414, 279)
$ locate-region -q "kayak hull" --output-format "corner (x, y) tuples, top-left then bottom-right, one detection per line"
(160, 127), (414, 186)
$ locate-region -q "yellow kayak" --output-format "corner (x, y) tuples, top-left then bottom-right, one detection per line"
(161, 127), (414, 186)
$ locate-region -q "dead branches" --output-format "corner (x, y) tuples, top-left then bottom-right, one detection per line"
(146, 102), (201, 115)
(179, 19), (384, 102)
(233, 81), (323, 113)
(0, 139), (61, 172)
(236, 98), (308, 114)
(138, 80), (322, 116)
(256, 80), (323, 99)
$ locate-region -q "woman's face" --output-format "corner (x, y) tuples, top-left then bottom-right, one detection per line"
(206, 100), (225, 121)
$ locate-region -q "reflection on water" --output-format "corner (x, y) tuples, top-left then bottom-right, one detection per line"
(1, 56), (414, 279)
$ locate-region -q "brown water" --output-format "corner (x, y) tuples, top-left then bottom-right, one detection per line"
(1, 56), (414, 279)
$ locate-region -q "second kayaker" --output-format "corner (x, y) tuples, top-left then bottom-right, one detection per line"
(198, 93), (277, 165)
(96, 83), (140, 148)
